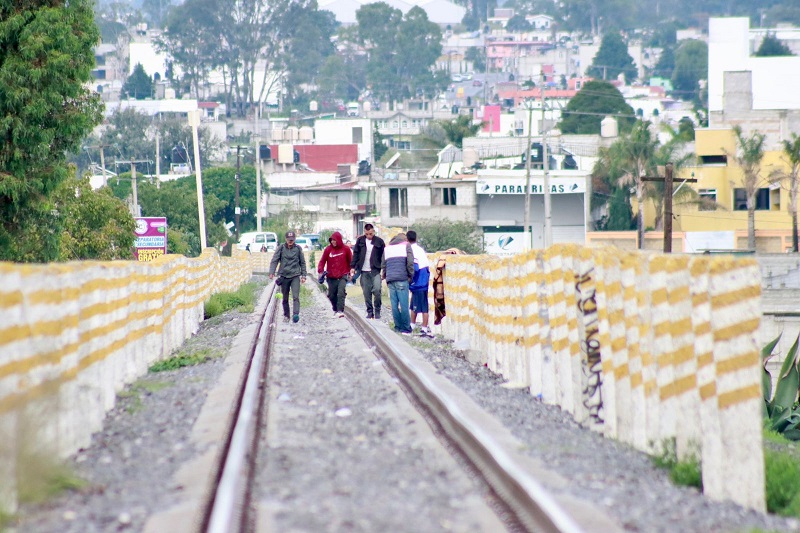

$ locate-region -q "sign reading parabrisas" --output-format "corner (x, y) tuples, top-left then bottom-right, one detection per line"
(134, 217), (168, 262)
(476, 177), (586, 195)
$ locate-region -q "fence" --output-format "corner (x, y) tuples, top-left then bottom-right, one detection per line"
(0, 248), (253, 512)
(436, 244), (765, 511)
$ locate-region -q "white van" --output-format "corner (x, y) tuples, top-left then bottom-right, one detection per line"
(346, 102), (359, 117)
(237, 231), (278, 252)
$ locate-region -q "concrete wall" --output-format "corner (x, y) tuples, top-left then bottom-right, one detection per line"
(0, 249), (255, 512)
(434, 245), (766, 511)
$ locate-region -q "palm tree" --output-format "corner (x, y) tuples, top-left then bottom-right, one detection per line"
(437, 115), (482, 148)
(646, 125), (697, 231)
(595, 120), (658, 249)
(769, 134), (800, 252)
(730, 126), (766, 251)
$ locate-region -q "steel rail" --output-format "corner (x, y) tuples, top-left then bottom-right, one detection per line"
(344, 307), (585, 533)
(205, 282), (278, 533)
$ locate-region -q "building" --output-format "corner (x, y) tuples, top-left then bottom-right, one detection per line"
(318, 0), (466, 26)
(475, 168), (591, 253)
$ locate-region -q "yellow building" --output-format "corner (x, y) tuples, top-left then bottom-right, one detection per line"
(660, 128), (796, 251)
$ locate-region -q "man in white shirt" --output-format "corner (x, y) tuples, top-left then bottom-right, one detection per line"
(349, 223), (386, 319)
(407, 230), (432, 336)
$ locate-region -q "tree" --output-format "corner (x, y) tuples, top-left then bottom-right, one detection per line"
(122, 63), (154, 99)
(55, 177), (136, 260)
(465, 47), (485, 73)
(410, 218), (484, 254)
(770, 134), (800, 252)
(587, 32), (637, 83)
(558, 80), (635, 135)
(593, 120), (659, 248)
(435, 115), (482, 148)
(506, 14), (532, 32)
(653, 45), (675, 80)
(279, 6), (337, 104)
(671, 39), (707, 103)
(755, 34), (794, 57)
(0, 0), (103, 262)
(730, 126), (766, 251)
(356, 3), (445, 102)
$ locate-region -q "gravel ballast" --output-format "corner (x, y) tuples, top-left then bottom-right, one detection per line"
(12, 275), (800, 532)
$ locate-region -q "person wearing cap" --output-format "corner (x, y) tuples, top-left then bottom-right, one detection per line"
(269, 231), (308, 323)
(317, 231), (353, 318)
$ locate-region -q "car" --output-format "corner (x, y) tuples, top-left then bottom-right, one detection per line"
(301, 233), (321, 250)
(473, 80), (483, 87)
(293, 236), (314, 251)
(237, 231), (277, 252)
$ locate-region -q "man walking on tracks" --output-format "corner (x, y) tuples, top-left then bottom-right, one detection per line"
(318, 231), (353, 318)
(269, 231), (307, 323)
(382, 232), (414, 335)
(406, 230), (432, 337)
(350, 223), (386, 319)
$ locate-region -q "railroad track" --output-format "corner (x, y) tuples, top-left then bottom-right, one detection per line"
(201, 284), (584, 533)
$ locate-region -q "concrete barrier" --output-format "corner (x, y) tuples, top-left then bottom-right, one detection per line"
(437, 247), (766, 512)
(0, 248), (254, 512)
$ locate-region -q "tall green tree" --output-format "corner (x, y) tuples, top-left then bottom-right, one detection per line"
(558, 80), (635, 135)
(356, 3), (445, 102)
(730, 126), (766, 251)
(436, 115), (482, 148)
(55, 177), (135, 261)
(587, 32), (637, 83)
(122, 63), (155, 99)
(755, 34), (794, 57)
(769, 134), (800, 252)
(0, 0), (103, 262)
(410, 218), (484, 254)
(671, 39), (707, 103)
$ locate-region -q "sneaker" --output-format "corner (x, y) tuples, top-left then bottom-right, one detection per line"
(366, 312), (374, 319)
(336, 312), (345, 318)
(374, 313), (381, 320)
(420, 327), (433, 337)
(400, 331), (412, 336)
(283, 315), (290, 322)
(292, 314), (299, 323)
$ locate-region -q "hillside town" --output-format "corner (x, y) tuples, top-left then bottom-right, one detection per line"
(84, 2), (800, 256)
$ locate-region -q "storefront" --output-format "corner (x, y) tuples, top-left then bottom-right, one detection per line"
(476, 169), (591, 254)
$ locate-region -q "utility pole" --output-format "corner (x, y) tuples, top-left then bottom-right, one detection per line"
(255, 105), (262, 232)
(643, 162), (696, 252)
(235, 145), (241, 244)
(188, 110), (207, 250)
(523, 101), (533, 250)
(541, 70), (552, 248)
(115, 159), (150, 216)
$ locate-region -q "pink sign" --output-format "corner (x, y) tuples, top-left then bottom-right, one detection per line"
(133, 217), (168, 261)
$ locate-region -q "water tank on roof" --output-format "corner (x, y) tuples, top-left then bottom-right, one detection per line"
(309, 100), (318, 112)
(362, 101), (372, 113)
(278, 144), (294, 164)
(286, 126), (299, 141)
(299, 126), (313, 142)
(601, 116), (618, 138)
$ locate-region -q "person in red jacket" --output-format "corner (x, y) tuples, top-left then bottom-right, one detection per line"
(317, 231), (353, 317)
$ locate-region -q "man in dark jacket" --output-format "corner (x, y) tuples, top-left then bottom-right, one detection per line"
(318, 231), (353, 317)
(381, 232), (414, 334)
(349, 223), (385, 319)
(269, 231), (307, 323)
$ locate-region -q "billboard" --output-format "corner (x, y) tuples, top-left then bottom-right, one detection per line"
(134, 217), (167, 261)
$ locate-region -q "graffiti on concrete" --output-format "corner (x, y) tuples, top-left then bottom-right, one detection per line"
(575, 267), (604, 424)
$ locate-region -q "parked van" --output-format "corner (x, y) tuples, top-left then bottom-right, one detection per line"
(237, 231), (278, 252)
(346, 102), (359, 117)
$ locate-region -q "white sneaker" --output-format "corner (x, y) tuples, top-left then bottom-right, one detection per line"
(336, 311), (345, 318)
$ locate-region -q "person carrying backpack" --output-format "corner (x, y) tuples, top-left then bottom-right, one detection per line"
(269, 231), (307, 323)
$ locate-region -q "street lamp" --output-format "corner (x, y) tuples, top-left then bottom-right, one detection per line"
(188, 109), (207, 250)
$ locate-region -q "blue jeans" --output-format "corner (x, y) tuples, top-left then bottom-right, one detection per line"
(388, 280), (411, 333)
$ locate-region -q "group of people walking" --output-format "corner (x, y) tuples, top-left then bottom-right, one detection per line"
(268, 224), (432, 337)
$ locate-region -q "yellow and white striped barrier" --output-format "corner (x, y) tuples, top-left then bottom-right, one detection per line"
(0, 248), (255, 511)
(438, 247), (766, 512)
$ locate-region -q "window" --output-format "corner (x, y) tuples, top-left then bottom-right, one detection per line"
(352, 127), (362, 144)
(733, 188), (769, 211)
(700, 155), (727, 165)
(432, 187), (457, 206)
(698, 189), (716, 211)
(389, 188), (408, 217)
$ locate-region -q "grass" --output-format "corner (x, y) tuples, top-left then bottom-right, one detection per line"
(651, 439), (702, 489)
(764, 429), (800, 517)
(204, 281), (260, 319)
(117, 380), (173, 413)
(276, 282), (316, 308)
(16, 457), (86, 505)
(148, 347), (222, 373)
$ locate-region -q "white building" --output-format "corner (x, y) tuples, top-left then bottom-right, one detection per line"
(708, 17), (800, 148)
(313, 118), (374, 162)
(318, 0), (466, 26)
